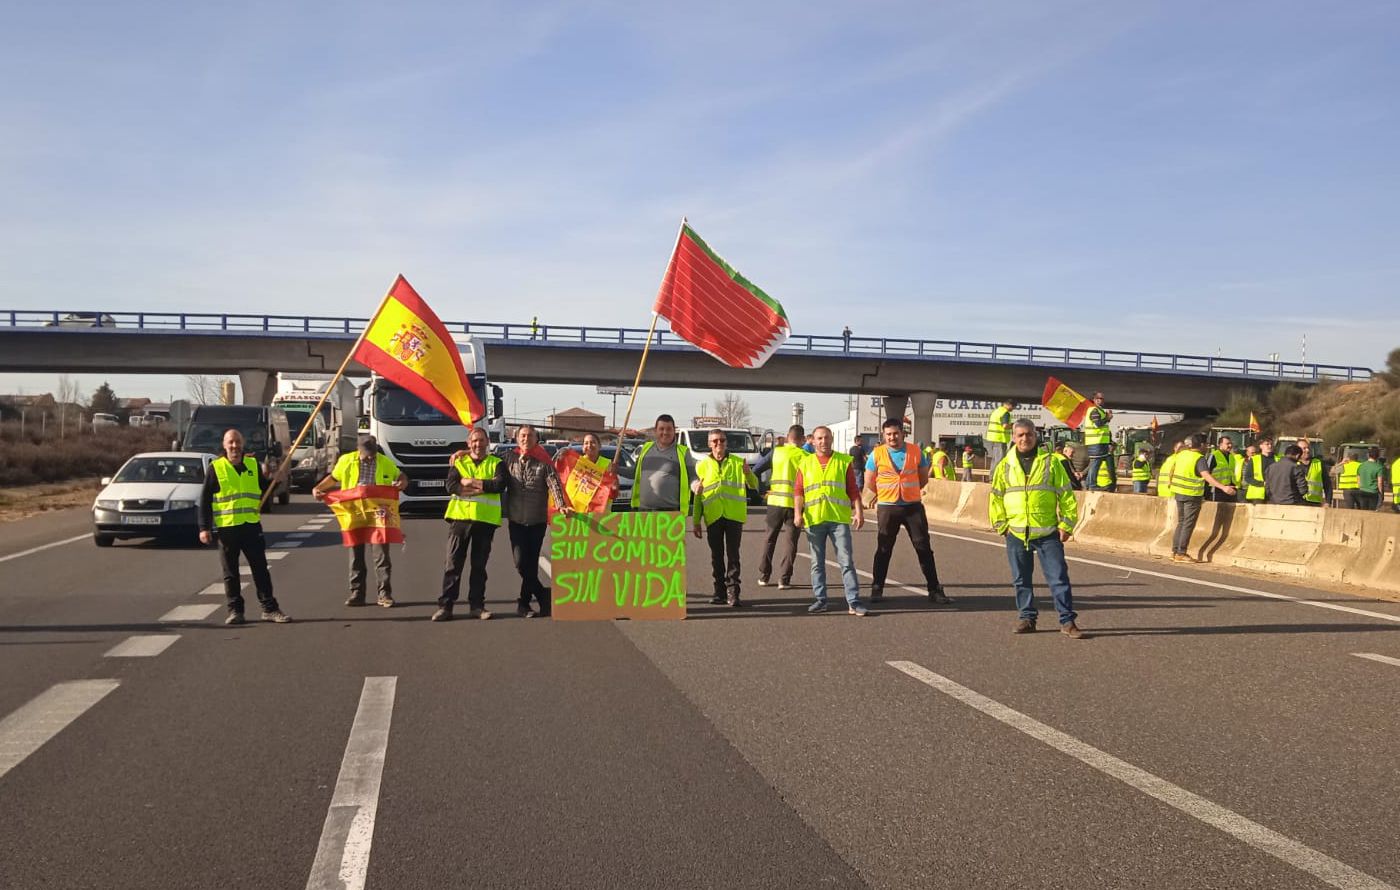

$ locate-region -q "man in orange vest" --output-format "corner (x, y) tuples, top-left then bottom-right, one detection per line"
(863, 417), (952, 606)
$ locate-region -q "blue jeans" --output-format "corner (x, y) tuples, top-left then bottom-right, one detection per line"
(806, 522), (861, 606)
(1133, 481), (1148, 494)
(1005, 533), (1075, 624)
(1086, 446), (1112, 491)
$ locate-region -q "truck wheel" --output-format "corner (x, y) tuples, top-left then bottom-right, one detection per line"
(94, 533), (115, 547)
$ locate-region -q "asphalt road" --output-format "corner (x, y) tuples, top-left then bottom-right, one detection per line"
(3, 497), (1400, 889)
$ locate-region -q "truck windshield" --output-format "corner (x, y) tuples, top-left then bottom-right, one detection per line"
(373, 385), (455, 426)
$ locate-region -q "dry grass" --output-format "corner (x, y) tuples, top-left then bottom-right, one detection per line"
(0, 423), (175, 486)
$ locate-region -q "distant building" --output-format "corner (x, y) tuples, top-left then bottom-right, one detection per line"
(548, 407), (605, 437)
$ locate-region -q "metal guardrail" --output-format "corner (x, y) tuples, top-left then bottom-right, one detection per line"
(0, 309), (1373, 383)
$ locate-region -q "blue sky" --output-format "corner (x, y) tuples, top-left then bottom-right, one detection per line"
(3, 0), (1397, 428)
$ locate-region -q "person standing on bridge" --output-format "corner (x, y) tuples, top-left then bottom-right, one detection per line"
(793, 425), (867, 616)
(437, 427), (506, 621)
(312, 435), (407, 608)
(630, 414), (697, 513)
(841, 325), (852, 351)
(501, 424), (569, 618)
(989, 419), (1082, 638)
(694, 429), (759, 607)
(198, 428), (291, 625)
(985, 400), (1013, 467)
(1170, 433), (1236, 562)
(756, 425), (805, 589)
(865, 418), (952, 605)
(1083, 392), (1114, 491)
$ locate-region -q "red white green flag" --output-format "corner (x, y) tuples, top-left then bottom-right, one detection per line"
(653, 222), (790, 369)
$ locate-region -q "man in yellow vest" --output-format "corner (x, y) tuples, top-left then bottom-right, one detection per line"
(312, 435), (407, 608)
(198, 428), (290, 625)
(1084, 392), (1114, 491)
(1296, 439), (1329, 507)
(1206, 436), (1238, 502)
(928, 442), (954, 481)
(1391, 454), (1400, 513)
(864, 418), (951, 604)
(757, 425), (805, 589)
(631, 414), (695, 514)
(1130, 449), (1152, 494)
(437, 427), (506, 621)
(985, 399), (1013, 467)
(989, 419), (1082, 638)
(1333, 451), (1363, 509)
(1170, 433), (1236, 562)
(793, 425), (867, 616)
(959, 445), (975, 482)
(693, 429), (759, 607)
(1240, 437), (1275, 503)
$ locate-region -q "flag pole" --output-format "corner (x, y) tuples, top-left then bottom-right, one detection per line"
(616, 218), (687, 439)
(257, 285), (393, 510)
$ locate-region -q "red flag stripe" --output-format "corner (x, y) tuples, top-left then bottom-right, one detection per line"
(664, 243), (787, 340)
(657, 264), (783, 364)
(674, 237), (787, 328)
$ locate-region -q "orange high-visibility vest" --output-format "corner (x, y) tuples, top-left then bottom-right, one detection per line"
(874, 444), (923, 504)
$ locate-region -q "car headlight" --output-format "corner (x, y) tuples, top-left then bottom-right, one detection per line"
(96, 499), (119, 510)
(168, 500), (196, 511)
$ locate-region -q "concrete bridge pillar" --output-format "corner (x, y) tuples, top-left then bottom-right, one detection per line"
(909, 391), (938, 448)
(238, 370), (277, 406)
(881, 394), (908, 428)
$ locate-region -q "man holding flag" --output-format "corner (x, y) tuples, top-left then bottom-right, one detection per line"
(312, 435), (406, 608)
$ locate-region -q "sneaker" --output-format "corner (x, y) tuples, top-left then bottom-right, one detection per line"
(376, 595), (394, 608)
(1171, 553), (1192, 563)
(929, 585), (953, 605)
(756, 577), (771, 587)
(777, 582), (793, 590)
(1013, 618), (1037, 634)
(260, 610), (292, 623)
(225, 612), (245, 626)
(1060, 622), (1086, 639)
(430, 606), (453, 622)
(807, 601), (829, 613)
(469, 607), (493, 620)
(848, 603), (869, 617)
(345, 595), (366, 607)
(870, 587), (884, 603)
(517, 605), (536, 618)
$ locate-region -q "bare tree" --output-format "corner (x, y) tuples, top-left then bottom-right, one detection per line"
(186, 374), (220, 405)
(56, 374), (83, 436)
(715, 392), (752, 429)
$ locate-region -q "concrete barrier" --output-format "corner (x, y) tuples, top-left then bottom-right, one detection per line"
(1308, 509), (1400, 594)
(1226, 505), (1322, 578)
(1074, 491), (1173, 558)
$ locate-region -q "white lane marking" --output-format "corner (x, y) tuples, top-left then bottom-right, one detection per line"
(159, 604), (221, 622)
(296, 525), (322, 531)
(889, 661), (1395, 890)
(265, 551), (289, 560)
(1353, 653), (1400, 669)
(105, 635), (181, 657)
(930, 529), (1400, 624)
(306, 677), (397, 890)
(200, 582), (248, 596)
(0, 534), (89, 565)
(0, 679), (120, 780)
(795, 551), (925, 595)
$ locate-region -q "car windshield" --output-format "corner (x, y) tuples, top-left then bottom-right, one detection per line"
(114, 457), (206, 483)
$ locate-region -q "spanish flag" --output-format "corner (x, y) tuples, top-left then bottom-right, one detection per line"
(1249, 412), (1261, 433)
(353, 276), (485, 424)
(325, 485), (404, 546)
(1041, 377), (1092, 428)
(551, 449), (618, 515)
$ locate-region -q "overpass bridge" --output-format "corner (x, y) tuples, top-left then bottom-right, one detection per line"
(0, 309), (1372, 444)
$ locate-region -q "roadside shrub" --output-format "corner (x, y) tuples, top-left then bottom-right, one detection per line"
(1267, 383), (1308, 417)
(1321, 417), (1375, 447)
(0, 424), (173, 486)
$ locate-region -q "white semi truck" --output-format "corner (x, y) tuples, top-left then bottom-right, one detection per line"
(273, 374), (359, 491)
(356, 337), (504, 508)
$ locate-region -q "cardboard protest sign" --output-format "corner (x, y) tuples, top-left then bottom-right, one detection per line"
(549, 511), (687, 620)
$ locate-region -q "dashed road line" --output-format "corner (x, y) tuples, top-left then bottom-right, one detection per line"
(795, 550), (926, 596)
(159, 604), (222, 623)
(0, 680), (120, 780)
(266, 551), (289, 560)
(889, 660), (1396, 890)
(1353, 653), (1400, 669)
(105, 635), (181, 657)
(306, 677), (397, 890)
(200, 582), (247, 596)
(0, 535), (89, 565)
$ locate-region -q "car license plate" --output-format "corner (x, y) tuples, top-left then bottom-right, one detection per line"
(120, 515), (161, 525)
(418, 479), (445, 489)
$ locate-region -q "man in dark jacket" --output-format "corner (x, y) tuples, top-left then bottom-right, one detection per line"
(1265, 445), (1309, 505)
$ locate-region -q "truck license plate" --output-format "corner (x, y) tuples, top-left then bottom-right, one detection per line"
(121, 515), (161, 525)
(417, 479), (445, 489)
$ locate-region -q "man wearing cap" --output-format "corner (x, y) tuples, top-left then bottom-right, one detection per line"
(312, 435), (407, 608)
(959, 445), (975, 482)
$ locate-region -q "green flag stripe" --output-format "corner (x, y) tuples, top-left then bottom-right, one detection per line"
(681, 224), (788, 323)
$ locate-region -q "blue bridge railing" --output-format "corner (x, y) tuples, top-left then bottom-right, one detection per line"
(0, 309), (1372, 383)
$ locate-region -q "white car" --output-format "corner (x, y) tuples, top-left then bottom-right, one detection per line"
(92, 452), (213, 547)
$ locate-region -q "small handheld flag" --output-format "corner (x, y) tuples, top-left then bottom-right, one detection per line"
(325, 485), (404, 546)
(1041, 377), (1092, 429)
(1249, 412), (1261, 433)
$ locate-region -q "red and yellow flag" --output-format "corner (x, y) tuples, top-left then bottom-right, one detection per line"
(551, 449), (618, 515)
(1249, 412), (1261, 433)
(1042, 377), (1092, 428)
(353, 276), (485, 424)
(325, 485), (404, 546)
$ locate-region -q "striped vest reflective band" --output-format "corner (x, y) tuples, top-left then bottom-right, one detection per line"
(1337, 460), (1361, 491)
(799, 452), (853, 527)
(766, 444), (803, 508)
(1171, 450), (1206, 498)
(1230, 453), (1245, 489)
(1083, 408), (1111, 446)
(696, 455), (750, 524)
(1302, 457), (1324, 503)
(211, 456), (262, 528)
(874, 444), (923, 504)
(930, 449), (953, 480)
(444, 454), (502, 524)
(1209, 449), (1236, 486)
(1245, 455), (1268, 501)
(1131, 457), (1152, 482)
(1157, 452), (1178, 498)
(333, 452), (400, 490)
(986, 407), (1011, 444)
(993, 451), (1072, 543)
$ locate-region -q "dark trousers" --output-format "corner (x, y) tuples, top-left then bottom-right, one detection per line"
(759, 505), (799, 584)
(1172, 495), (1202, 554)
(349, 543), (392, 599)
(215, 523), (278, 615)
(1354, 491), (1380, 511)
(508, 521), (549, 613)
(441, 520), (496, 609)
(872, 502), (941, 593)
(706, 518), (743, 599)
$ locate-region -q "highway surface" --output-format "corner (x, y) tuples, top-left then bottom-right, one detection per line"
(3, 498), (1400, 889)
